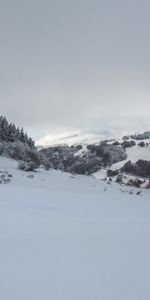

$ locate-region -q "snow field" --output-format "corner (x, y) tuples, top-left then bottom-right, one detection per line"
(0, 157), (150, 300)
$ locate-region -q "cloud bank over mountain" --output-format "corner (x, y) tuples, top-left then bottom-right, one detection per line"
(0, 0), (150, 137)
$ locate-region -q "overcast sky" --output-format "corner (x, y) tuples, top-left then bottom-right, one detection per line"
(0, 0), (150, 139)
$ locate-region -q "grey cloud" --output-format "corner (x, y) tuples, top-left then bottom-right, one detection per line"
(0, 0), (150, 138)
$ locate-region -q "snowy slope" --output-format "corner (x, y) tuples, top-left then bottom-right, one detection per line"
(95, 141), (150, 180)
(109, 143), (150, 176)
(112, 140), (150, 169)
(0, 157), (150, 300)
(35, 128), (117, 147)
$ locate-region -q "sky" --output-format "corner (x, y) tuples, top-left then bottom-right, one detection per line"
(0, 0), (150, 140)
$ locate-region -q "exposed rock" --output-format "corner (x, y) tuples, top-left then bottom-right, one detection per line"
(129, 190), (134, 195)
(136, 191), (142, 196)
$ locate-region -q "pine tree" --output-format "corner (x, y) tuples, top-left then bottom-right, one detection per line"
(0, 116), (35, 148)
(0, 116), (9, 141)
(20, 128), (25, 142)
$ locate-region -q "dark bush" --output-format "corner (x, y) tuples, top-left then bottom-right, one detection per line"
(121, 160), (150, 178)
(138, 141), (145, 147)
(127, 178), (143, 188)
(18, 161), (37, 172)
(107, 169), (119, 177)
(121, 140), (136, 149)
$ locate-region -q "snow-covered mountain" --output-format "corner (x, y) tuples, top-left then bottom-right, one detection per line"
(0, 156), (150, 300)
(37, 131), (150, 187)
(35, 128), (119, 147)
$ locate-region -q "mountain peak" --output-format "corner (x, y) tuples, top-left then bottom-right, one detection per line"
(35, 128), (118, 147)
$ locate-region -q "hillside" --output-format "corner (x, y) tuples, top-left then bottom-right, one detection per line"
(0, 156), (150, 300)
(0, 117), (150, 188)
(38, 132), (150, 187)
(95, 138), (150, 187)
(36, 128), (117, 147)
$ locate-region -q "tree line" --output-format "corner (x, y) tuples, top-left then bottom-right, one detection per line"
(0, 116), (34, 148)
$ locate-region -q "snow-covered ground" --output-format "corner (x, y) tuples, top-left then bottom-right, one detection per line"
(95, 142), (150, 181)
(0, 156), (150, 300)
(112, 142), (150, 170)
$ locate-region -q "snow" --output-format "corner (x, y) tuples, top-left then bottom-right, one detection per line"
(112, 143), (150, 170)
(95, 142), (150, 181)
(36, 129), (103, 147)
(0, 157), (150, 299)
(35, 128), (119, 147)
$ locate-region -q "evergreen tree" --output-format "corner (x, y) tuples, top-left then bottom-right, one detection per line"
(20, 128), (25, 142)
(0, 116), (35, 148)
(0, 116), (9, 141)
